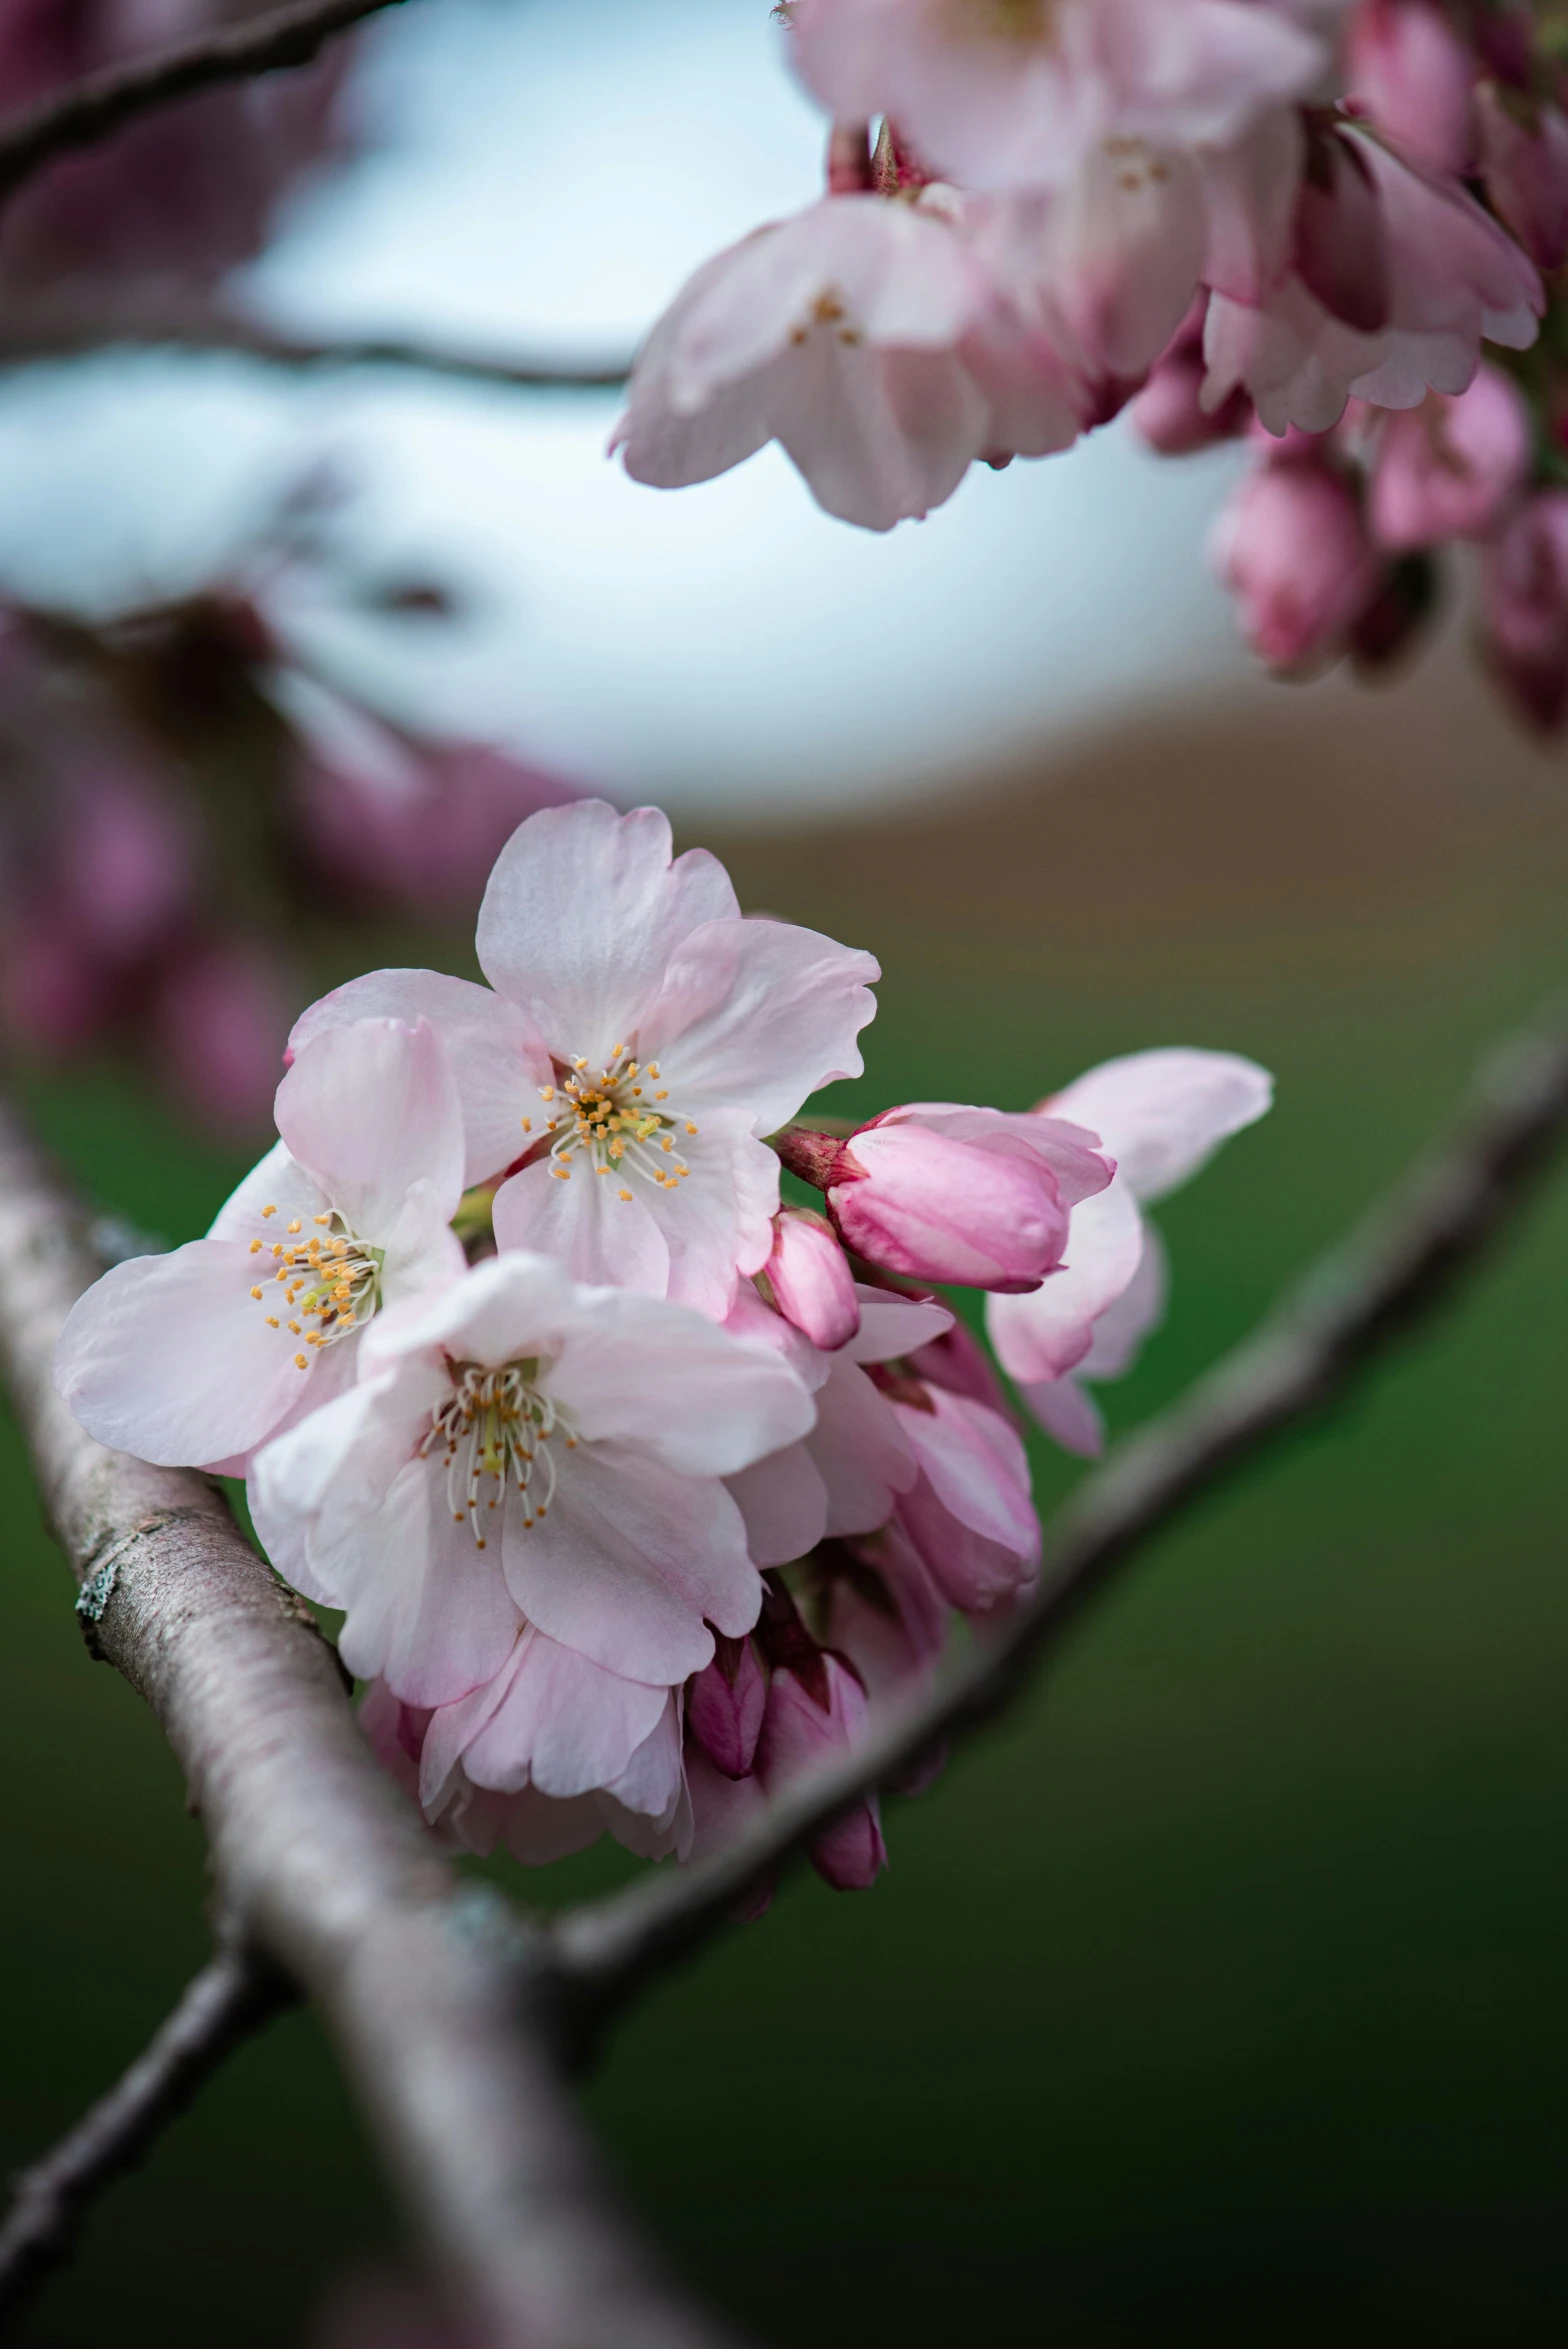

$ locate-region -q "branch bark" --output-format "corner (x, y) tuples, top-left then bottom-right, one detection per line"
(549, 1008), (1568, 2025)
(0, 305), (633, 392)
(0, 1092), (745, 2349)
(0, 1940), (292, 2320)
(0, 0), (410, 205)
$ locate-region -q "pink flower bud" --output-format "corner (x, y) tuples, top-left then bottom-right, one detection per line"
(1131, 323), (1251, 454)
(764, 1206), (860, 1350)
(686, 1632), (768, 1780)
(1479, 490), (1568, 731)
(1293, 122), (1392, 334)
(825, 1106), (1111, 1293)
(1477, 81), (1568, 272)
(1368, 370), (1531, 549)
(755, 1576), (885, 1890)
(1211, 455), (1379, 672)
(885, 1384), (1040, 1614)
(1346, 0), (1476, 177)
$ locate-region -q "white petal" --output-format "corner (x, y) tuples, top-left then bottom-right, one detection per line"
(290, 968), (548, 1188)
(475, 801), (738, 1070)
(276, 1015), (466, 1241)
(640, 916), (879, 1136)
(1019, 1373), (1106, 1457)
(208, 1141), (327, 1242)
(1047, 1047), (1273, 1202)
(726, 1442), (829, 1567)
(986, 1182), (1146, 1383)
(492, 1156), (672, 1299)
(810, 1355), (917, 1536)
(457, 1630), (671, 1801)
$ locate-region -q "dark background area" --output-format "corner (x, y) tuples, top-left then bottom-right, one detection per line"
(5, 678), (1568, 2347)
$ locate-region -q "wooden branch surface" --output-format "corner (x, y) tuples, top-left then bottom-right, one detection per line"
(550, 1010), (1568, 2020)
(0, 306), (633, 392)
(0, 1094), (744, 2349)
(0, 0), (411, 203)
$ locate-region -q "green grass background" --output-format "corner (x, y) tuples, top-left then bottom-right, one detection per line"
(4, 702), (1568, 2346)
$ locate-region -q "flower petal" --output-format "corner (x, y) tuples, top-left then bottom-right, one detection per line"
(290, 968), (548, 1188)
(492, 1156), (672, 1299)
(475, 801), (738, 1069)
(455, 1630), (671, 1801)
(727, 1442), (829, 1567)
(642, 914), (879, 1136)
(1047, 1047), (1273, 1202)
(502, 1443), (761, 1682)
(985, 1181), (1146, 1383)
(275, 1016), (467, 1242)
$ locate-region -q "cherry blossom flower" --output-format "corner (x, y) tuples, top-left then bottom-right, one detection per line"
(612, 192), (995, 530)
(787, 0), (1326, 195)
(1203, 124), (1543, 434)
(988, 1049), (1273, 1454)
(1478, 490), (1568, 733)
(762, 1206), (861, 1351)
(361, 1664), (690, 1866)
(1367, 368), (1531, 550)
(778, 1103), (1114, 1291)
(754, 1585), (885, 1891)
(291, 800), (879, 1319)
(1476, 79), (1568, 274)
(55, 1017), (467, 1474)
(248, 1251), (816, 1706)
(1211, 440), (1381, 669)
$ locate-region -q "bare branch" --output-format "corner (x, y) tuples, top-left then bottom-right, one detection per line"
(0, 1940), (292, 2322)
(0, 0), (411, 206)
(551, 1008), (1568, 2022)
(0, 305), (632, 393)
(0, 1092), (746, 2349)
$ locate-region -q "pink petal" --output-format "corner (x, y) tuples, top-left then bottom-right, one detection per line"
(1046, 1047), (1273, 1203)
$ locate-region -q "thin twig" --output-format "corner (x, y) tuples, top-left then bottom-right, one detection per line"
(550, 1009), (1568, 2023)
(0, 0), (410, 205)
(0, 1092), (746, 2349)
(0, 308), (632, 392)
(0, 1941), (293, 2320)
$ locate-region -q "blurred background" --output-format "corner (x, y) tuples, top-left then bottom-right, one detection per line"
(2, 2), (1567, 2344)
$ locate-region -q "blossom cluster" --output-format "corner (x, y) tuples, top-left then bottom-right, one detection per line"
(56, 800), (1269, 1891)
(613, 0), (1568, 728)
(0, 589), (580, 1136)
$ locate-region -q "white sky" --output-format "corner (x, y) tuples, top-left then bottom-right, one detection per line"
(0, 0), (1260, 817)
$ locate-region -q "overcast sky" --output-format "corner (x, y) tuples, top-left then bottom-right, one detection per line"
(0, 0), (1261, 818)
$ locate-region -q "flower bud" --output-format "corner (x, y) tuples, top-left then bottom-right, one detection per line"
(1478, 490), (1568, 732)
(825, 1110), (1084, 1292)
(1211, 454), (1379, 672)
(1368, 371), (1531, 550)
(1476, 81), (1568, 272)
(686, 1632), (768, 1780)
(763, 1206), (860, 1350)
(754, 1575), (885, 1890)
(1346, 0), (1476, 177)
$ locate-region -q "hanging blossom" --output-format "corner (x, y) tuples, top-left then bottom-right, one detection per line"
(785, 0), (1328, 196)
(248, 1250), (816, 1707)
(987, 1048), (1273, 1454)
(55, 1016), (467, 1474)
(290, 800), (878, 1319)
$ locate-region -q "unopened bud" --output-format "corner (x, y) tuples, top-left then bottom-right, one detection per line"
(764, 1206), (860, 1350)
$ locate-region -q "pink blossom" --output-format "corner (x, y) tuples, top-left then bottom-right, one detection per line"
(1478, 490), (1568, 732)
(1367, 368), (1531, 549)
(145, 932), (296, 1139)
(291, 801), (879, 1319)
(882, 1378), (1040, 1611)
(687, 1630), (770, 1779)
(1131, 297), (1252, 453)
(762, 1206), (861, 1351)
(248, 1251), (815, 1705)
(785, 1102), (1113, 1291)
(1345, 0), (1476, 177)
(55, 1016), (468, 1474)
(754, 1577), (885, 1890)
(988, 1049), (1272, 1454)
(788, 0), (1326, 195)
(1210, 447), (1380, 669)
(1204, 124), (1543, 434)
(1476, 80), (1568, 273)
(824, 1521), (951, 1703)
(723, 1283), (953, 1568)
(612, 193), (994, 530)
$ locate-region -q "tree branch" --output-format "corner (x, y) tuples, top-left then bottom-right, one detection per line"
(549, 1008), (1568, 2025)
(0, 305), (632, 392)
(0, 0), (411, 205)
(0, 1939), (293, 2321)
(0, 1092), (745, 2349)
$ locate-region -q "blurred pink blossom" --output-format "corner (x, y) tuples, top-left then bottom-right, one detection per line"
(1478, 488), (1568, 731)
(1476, 79), (1568, 273)
(1345, 0), (1476, 177)
(1210, 446), (1380, 669)
(1368, 368), (1531, 549)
